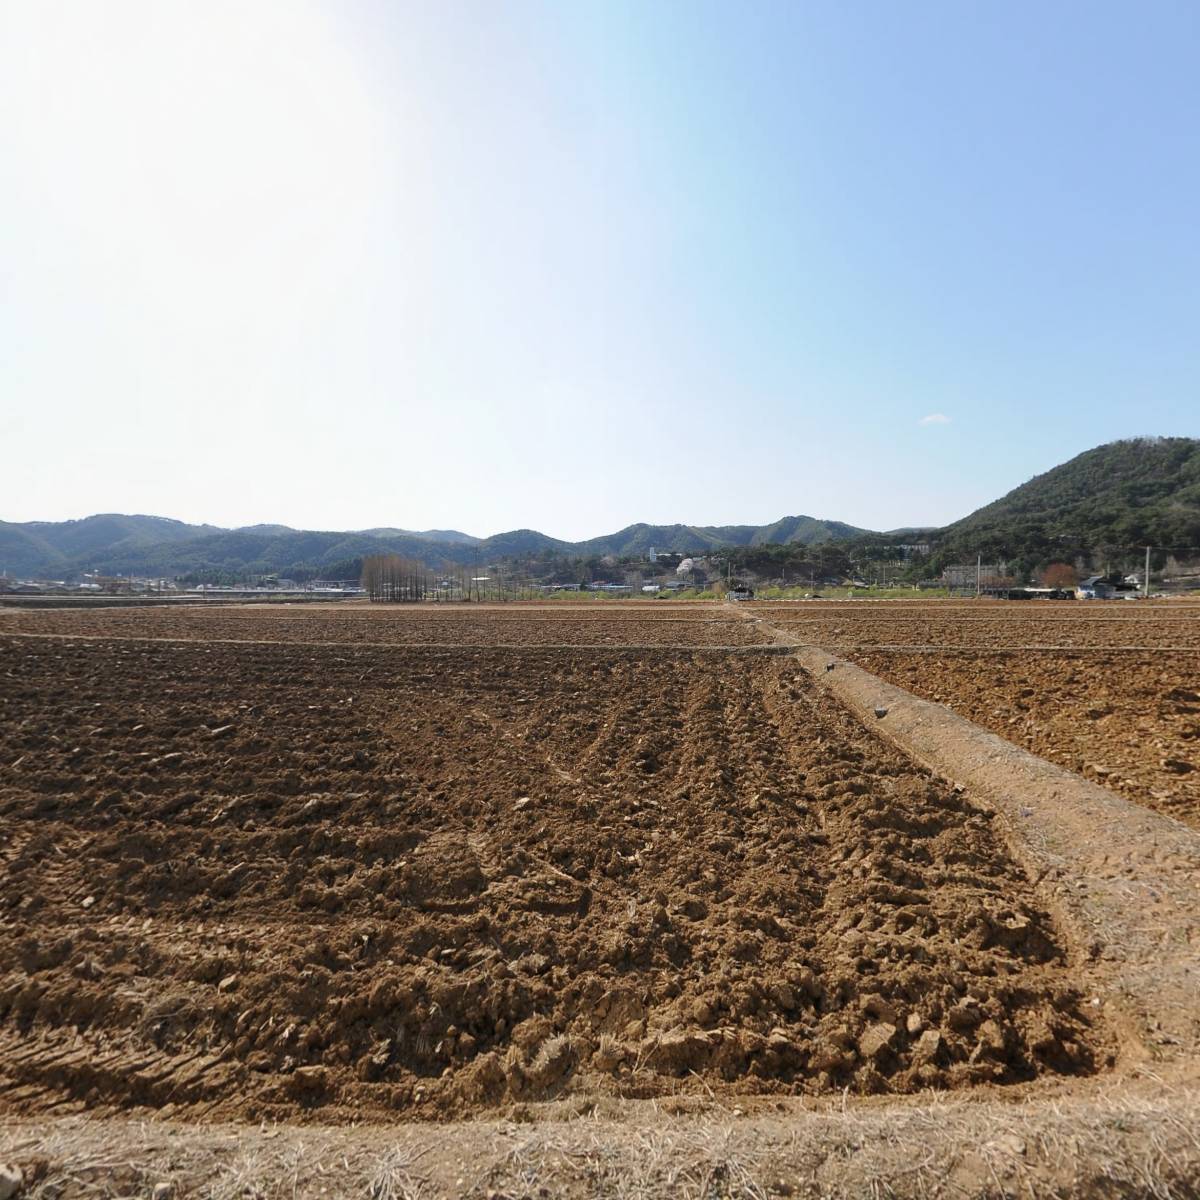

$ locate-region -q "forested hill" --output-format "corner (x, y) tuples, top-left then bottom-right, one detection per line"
(928, 437), (1200, 570)
(4, 439), (1197, 581)
(575, 517), (869, 556)
(0, 512), (870, 580)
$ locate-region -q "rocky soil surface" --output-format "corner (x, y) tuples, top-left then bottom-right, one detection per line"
(851, 649), (1200, 829)
(0, 602), (771, 647)
(0, 631), (1107, 1122)
(758, 599), (1200, 650)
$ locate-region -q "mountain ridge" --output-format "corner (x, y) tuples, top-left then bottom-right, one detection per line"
(0, 512), (869, 579)
(4, 439), (1198, 581)
(930, 437), (1200, 571)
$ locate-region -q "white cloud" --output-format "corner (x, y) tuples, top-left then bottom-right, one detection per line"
(919, 413), (951, 426)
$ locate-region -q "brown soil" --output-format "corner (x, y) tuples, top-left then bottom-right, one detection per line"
(0, 602), (771, 647)
(1, 632), (1106, 1123)
(757, 599), (1200, 650)
(848, 649), (1200, 829)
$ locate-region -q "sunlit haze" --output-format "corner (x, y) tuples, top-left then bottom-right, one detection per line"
(2, 1), (1197, 538)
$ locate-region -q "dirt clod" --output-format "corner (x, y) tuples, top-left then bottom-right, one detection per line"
(0, 1164), (22, 1200)
(858, 1023), (897, 1061)
(0, 612), (1110, 1123)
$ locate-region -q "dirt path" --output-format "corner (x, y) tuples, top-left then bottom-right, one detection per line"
(4, 1082), (1200, 1199)
(736, 604), (1200, 1071)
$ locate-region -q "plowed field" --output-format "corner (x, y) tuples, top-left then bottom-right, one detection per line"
(757, 600), (1200, 650)
(0, 602), (769, 647)
(737, 600), (1200, 827)
(851, 650), (1200, 828)
(1, 625), (1104, 1123)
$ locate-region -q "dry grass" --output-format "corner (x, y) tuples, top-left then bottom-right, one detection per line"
(367, 1147), (432, 1200)
(4, 1082), (1200, 1199)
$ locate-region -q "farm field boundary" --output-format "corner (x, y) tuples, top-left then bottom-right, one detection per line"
(739, 606), (1200, 1067)
(0, 630), (788, 654)
(5, 601), (1200, 1198)
(3, 1081), (1200, 1199)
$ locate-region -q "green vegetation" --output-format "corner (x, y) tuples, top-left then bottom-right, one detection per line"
(714, 541), (855, 581)
(574, 517), (869, 556)
(926, 437), (1200, 579)
(4, 439), (1196, 587)
(0, 512), (867, 581)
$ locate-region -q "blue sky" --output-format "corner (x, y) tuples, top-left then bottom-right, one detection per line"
(1, 0), (1197, 538)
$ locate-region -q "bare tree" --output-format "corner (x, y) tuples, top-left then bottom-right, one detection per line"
(361, 554), (431, 602)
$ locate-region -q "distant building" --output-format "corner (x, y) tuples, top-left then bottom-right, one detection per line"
(1077, 575), (1114, 599)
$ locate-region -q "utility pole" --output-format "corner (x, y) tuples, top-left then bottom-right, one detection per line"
(1145, 545), (1151, 600)
(975, 553), (982, 599)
